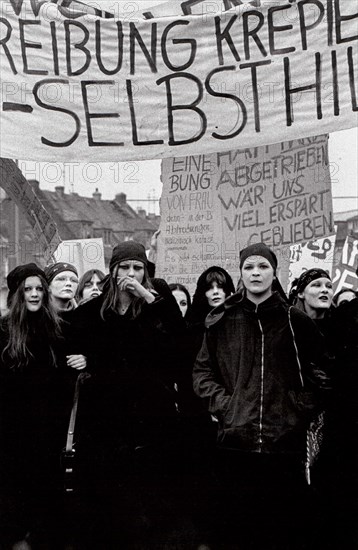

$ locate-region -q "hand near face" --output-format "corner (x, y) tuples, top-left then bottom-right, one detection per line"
(67, 354), (87, 371)
(117, 276), (147, 298)
(115, 260), (155, 303)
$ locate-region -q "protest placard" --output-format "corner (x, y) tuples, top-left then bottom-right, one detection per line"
(0, 158), (62, 262)
(288, 234), (336, 292)
(156, 135), (334, 294)
(332, 235), (358, 292)
(53, 237), (105, 275)
(0, 0), (357, 161)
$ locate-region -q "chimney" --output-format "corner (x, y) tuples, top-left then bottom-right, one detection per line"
(55, 185), (65, 198)
(115, 192), (127, 205)
(93, 188), (102, 200)
(137, 208), (147, 219)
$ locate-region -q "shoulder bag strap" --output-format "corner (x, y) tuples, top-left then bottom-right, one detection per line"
(288, 306), (304, 389)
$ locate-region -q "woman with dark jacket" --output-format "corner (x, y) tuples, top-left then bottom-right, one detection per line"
(193, 244), (331, 549)
(0, 264), (69, 550)
(290, 271), (358, 547)
(187, 266), (235, 362)
(70, 241), (190, 548)
(289, 268), (335, 350)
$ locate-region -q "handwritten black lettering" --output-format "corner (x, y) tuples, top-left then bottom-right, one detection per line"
(33, 79), (80, 147)
(161, 20), (197, 71)
(19, 20), (48, 75)
(0, 18), (17, 74)
(81, 80), (124, 147)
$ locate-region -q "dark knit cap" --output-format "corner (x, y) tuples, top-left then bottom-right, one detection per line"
(239, 243), (278, 270)
(7, 263), (45, 305)
(109, 241), (147, 271)
(44, 262), (78, 284)
(295, 268), (331, 294)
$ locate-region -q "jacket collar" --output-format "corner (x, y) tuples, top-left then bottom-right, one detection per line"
(205, 291), (287, 328)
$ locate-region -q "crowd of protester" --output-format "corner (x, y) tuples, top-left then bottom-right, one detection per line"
(0, 239), (357, 550)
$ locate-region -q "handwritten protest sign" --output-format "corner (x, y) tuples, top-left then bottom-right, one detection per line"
(53, 237), (105, 276)
(156, 135), (333, 294)
(0, 0), (357, 161)
(332, 235), (358, 292)
(0, 158), (61, 262)
(288, 235), (336, 292)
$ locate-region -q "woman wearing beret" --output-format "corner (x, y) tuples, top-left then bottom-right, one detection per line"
(289, 268), (334, 335)
(45, 262), (79, 314)
(45, 262), (86, 372)
(290, 272), (357, 546)
(0, 264), (68, 549)
(71, 241), (190, 548)
(193, 244), (331, 549)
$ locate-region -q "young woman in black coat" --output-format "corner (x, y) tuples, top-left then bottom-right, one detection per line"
(187, 266), (235, 362)
(291, 270), (358, 548)
(0, 264), (68, 550)
(70, 241), (191, 548)
(193, 245), (331, 550)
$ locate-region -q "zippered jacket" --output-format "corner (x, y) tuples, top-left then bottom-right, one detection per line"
(193, 292), (330, 455)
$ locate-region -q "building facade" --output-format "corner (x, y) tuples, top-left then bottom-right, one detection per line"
(0, 182), (160, 313)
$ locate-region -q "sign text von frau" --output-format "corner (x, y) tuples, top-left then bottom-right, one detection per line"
(0, 0), (357, 161)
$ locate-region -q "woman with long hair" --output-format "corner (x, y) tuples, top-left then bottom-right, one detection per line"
(76, 269), (105, 305)
(168, 282), (192, 320)
(0, 263), (67, 550)
(187, 266), (235, 361)
(193, 244), (331, 549)
(71, 241), (188, 548)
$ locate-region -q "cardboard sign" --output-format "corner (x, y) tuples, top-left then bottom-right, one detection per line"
(53, 238), (105, 276)
(288, 235), (336, 292)
(332, 235), (358, 292)
(0, 0), (357, 162)
(156, 135), (334, 294)
(0, 158), (61, 262)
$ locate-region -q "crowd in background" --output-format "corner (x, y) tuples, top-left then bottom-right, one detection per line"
(0, 239), (357, 550)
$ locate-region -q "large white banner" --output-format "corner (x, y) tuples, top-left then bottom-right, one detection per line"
(156, 135), (334, 293)
(0, 0), (357, 162)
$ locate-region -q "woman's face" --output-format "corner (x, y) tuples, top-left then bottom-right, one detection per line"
(172, 289), (189, 317)
(336, 290), (356, 307)
(82, 273), (102, 301)
(115, 260), (145, 285)
(241, 255), (274, 301)
(24, 276), (44, 312)
(50, 270), (79, 301)
(299, 277), (333, 315)
(205, 282), (226, 308)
